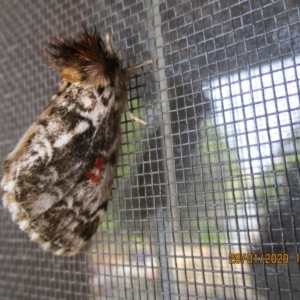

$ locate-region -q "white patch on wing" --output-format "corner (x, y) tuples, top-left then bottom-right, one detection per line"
(2, 180), (16, 194)
(2, 194), (9, 208)
(78, 101), (109, 126)
(41, 242), (52, 250)
(74, 121), (90, 134)
(31, 143), (45, 156)
(33, 193), (56, 215)
(55, 248), (65, 256)
(53, 133), (73, 148)
(68, 103), (75, 111)
(26, 141), (53, 167)
(7, 201), (20, 214)
(19, 219), (30, 230)
(42, 138), (53, 163)
(47, 119), (60, 131)
(81, 95), (93, 109)
(65, 196), (73, 208)
(30, 231), (40, 241)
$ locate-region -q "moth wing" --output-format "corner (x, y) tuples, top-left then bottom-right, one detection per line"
(1, 82), (121, 256)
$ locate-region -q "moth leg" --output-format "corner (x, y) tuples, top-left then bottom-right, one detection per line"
(124, 58), (157, 75)
(124, 58), (156, 125)
(57, 80), (70, 94)
(126, 110), (147, 126)
(51, 81), (70, 102)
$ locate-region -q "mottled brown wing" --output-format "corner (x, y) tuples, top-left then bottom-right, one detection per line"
(1, 82), (122, 256)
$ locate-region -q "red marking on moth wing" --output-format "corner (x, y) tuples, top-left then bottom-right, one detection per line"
(85, 157), (104, 183)
(94, 157), (104, 170)
(85, 172), (100, 183)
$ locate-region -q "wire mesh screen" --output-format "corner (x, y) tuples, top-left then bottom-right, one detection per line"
(0, 0), (300, 299)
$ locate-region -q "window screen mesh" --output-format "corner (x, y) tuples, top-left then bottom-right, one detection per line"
(1, 0), (300, 299)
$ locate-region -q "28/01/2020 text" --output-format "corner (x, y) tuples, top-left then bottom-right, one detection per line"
(229, 253), (290, 264)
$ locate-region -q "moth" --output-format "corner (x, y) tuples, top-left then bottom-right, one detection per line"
(1, 26), (155, 256)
